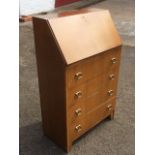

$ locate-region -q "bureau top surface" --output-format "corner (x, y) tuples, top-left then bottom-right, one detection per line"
(39, 10), (122, 65)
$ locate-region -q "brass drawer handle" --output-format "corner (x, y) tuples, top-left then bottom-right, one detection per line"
(107, 104), (112, 111)
(75, 124), (82, 132)
(74, 91), (82, 99)
(75, 108), (82, 116)
(109, 74), (115, 80)
(75, 72), (83, 80)
(111, 57), (117, 64)
(108, 90), (114, 96)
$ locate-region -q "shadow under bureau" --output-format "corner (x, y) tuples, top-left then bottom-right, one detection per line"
(33, 9), (122, 152)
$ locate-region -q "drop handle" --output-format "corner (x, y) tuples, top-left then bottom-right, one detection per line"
(74, 72), (83, 80)
(108, 90), (114, 96)
(111, 57), (117, 64)
(75, 108), (82, 116)
(107, 104), (113, 111)
(75, 124), (82, 132)
(74, 91), (82, 99)
(109, 74), (115, 80)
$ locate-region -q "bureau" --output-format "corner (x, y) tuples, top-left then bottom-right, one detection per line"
(33, 9), (122, 152)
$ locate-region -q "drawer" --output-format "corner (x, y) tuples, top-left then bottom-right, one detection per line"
(68, 91), (115, 125)
(66, 74), (105, 107)
(68, 102), (85, 124)
(68, 89), (115, 115)
(84, 91), (116, 113)
(70, 119), (86, 141)
(70, 98), (116, 141)
(103, 47), (121, 74)
(68, 93), (116, 127)
(66, 70), (119, 108)
(85, 98), (116, 130)
(66, 47), (121, 89)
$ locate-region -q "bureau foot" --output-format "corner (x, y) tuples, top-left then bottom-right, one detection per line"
(109, 110), (115, 120)
(66, 142), (72, 153)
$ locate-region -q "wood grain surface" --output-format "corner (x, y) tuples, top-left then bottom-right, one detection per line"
(33, 9), (122, 152)
(49, 10), (122, 64)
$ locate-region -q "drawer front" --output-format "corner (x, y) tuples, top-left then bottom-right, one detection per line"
(69, 98), (116, 141)
(85, 98), (116, 130)
(70, 119), (86, 141)
(66, 67), (119, 109)
(68, 102), (85, 124)
(67, 74), (105, 107)
(66, 47), (121, 89)
(68, 88), (115, 115)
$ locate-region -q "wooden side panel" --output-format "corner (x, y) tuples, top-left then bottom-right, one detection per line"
(33, 17), (68, 150)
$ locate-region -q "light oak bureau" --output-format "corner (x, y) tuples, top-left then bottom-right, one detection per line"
(33, 9), (122, 152)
